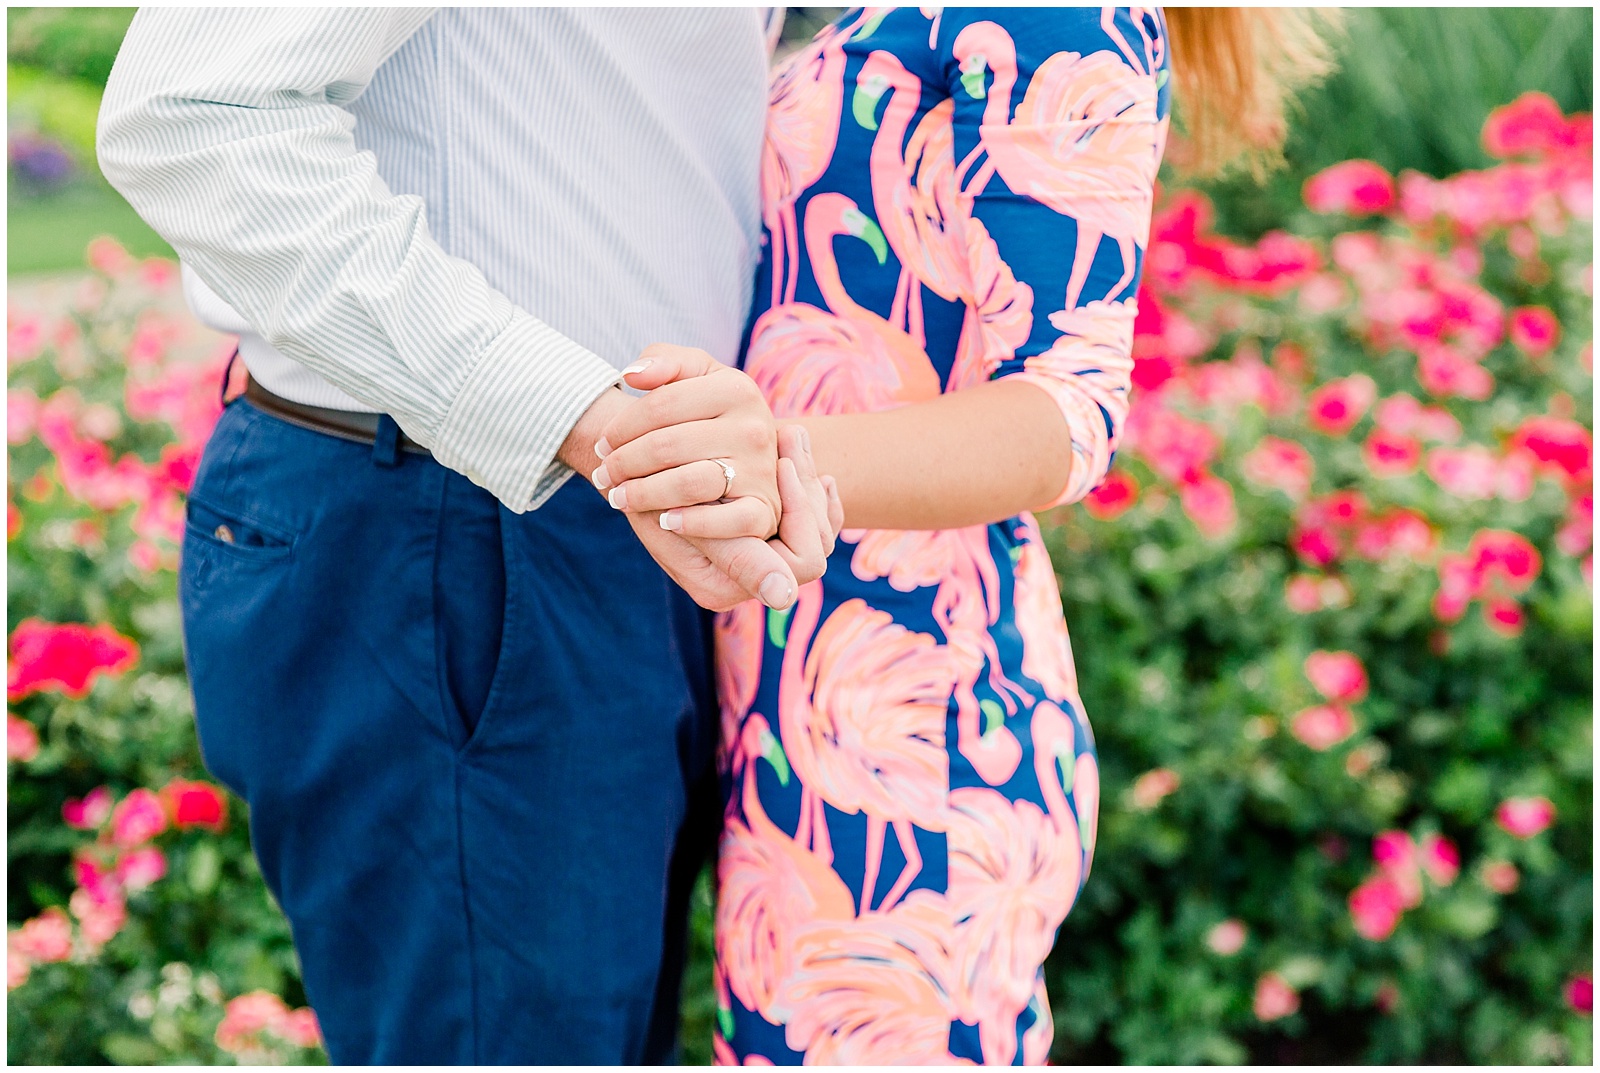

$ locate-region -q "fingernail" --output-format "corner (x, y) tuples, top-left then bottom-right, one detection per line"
(595, 436), (612, 459)
(822, 475), (837, 494)
(591, 465), (612, 490)
(608, 485), (628, 510)
(759, 573), (794, 610)
(797, 426), (812, 453)
(622, 360), (653, 376)
(660, 510), (682, 531)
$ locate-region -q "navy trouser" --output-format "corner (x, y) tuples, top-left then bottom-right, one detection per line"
(178, 397), (720, 1064)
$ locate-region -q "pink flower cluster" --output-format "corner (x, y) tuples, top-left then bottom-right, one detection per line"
(1347, 831), (1460, 941)
(214, 990), (323, 1055)
(1433, 529), (1542, 636)
(1290, 650), (1367, 751)
(9, 778), (228, 991)
(7, 619), (140, 701)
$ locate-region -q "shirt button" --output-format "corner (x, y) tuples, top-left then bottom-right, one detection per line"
(214, 525), (234, 544)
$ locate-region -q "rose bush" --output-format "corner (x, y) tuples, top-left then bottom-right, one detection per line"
(7, 249), (323, 1064)
(1043, 93), (1592, 1064)
(7, 92), (1593, 1065)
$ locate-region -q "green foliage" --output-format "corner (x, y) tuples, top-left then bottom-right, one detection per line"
(7, 7), (136, 87)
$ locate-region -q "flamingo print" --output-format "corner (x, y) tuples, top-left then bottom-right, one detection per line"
(952, 20), (1164, 311)
(717, 713), (856, 1023)
(715, 601), (766, 772)
(1010, 518), (1083, 707)
(778, 590), (957, 913)
(946, 700), (1091, 1064)
(761, 11), (871, 308)
(745, 191), (942, 418)
(854, 52), (970, 346)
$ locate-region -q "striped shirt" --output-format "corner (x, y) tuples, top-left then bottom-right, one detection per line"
(97, 7), (773, 511)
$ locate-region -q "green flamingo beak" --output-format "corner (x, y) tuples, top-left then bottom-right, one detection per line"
(852, 75), (888, 131)
(959, 54), (988, 100)
(841, 207), (889, 265)
(980, 699), (1006, 738)
(852, 9), (890, 41)
(758, 725), (792, 786)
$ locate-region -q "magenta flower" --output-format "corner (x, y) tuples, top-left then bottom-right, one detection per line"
(1253, 972), (1301, 1020)
(1306, 374), (1377, 435)
(1349, 874), (1406, 940)
(1508, 306), (1561, 357)
(1565, 974), (1592, 1016)
(110, 788), (168, 848)
(1420, 834), (1460, 886)
(114, 847), (168, 892)
(7, 714), (39, 763)
(62, 786), (113, 830)
(1304, 159), (1397, 215)
(12, 907), (73, 963)
(1206, 919), (1247, 956)
(1290, 704), (1356, 751)
(1496, 795), (1555, 839)
(1304, 650), (1368, 703)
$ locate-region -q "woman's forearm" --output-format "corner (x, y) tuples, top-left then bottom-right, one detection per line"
(794, 379), (1076, 530)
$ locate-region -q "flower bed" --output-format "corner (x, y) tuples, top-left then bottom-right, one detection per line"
(1043, 93), (1592, 1063)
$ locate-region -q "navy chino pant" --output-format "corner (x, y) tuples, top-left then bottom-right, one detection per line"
(178, 397), (720, 1063)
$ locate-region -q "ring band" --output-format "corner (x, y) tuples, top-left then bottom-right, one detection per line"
(713, 458), (736, 501)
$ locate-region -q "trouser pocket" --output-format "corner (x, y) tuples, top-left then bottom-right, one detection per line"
(432, 471), (509, 748)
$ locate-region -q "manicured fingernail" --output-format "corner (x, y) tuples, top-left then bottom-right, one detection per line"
(591, 465), (612, 490)
(595, 436), (612, 459)
(608, 485), (627, 510)
(622, 360), (653, 376)
(759, 573), (794, 610)
(797, 426), (812, 453)
(822, 475), (837, 494)
(660, 510), (682, 531)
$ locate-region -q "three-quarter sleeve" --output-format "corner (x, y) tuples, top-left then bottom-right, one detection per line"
(97, 8), (624, 512)
(943, 8), (1169, 508)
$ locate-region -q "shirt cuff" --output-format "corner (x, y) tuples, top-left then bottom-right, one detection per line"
(428, 311), (623, 512)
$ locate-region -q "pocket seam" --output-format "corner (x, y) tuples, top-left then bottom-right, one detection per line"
(185, 494), (298, 563)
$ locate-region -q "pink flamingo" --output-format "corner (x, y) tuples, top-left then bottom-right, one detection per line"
(854, 53), (969, 346)
(777, 587), (958, 912)
(848, 524), (1033, 787)
(714, 601), (766, 772)
(952, 22), (1164, 311)
(947, 213), (1035, 391)
(716, 713), (856, 1024)
(945, 700), (1090, 1064)
(777, 890), (970, 1065)
(745, 191), (943, 417)
(1102, 6), (1167, 78)
(1010, 517), (1083, 706)
(761, 11), (870, 308)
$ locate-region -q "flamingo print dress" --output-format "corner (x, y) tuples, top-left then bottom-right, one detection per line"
(714, 8), (1170, 1064)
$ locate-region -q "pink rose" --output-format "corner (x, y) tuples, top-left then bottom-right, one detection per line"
(12, 907), (73, 963)
(1482, 92), (1577, 159)
(1304, 650), (1368, 703)
(1284, 575), (1323, 614)
(1481, 597), (1526, 638)
(1242, 437), (1314, 500)
(1469, 530), (1542, 593)
(1495, 795), (1555, 839)
(114, 847), (168, 892)
(1362, 429), (1422, 478)
(69, 885), (127, 948)
(110, 788), (168, 847)
(1083, 470), (1138, 521)
(1508, 306), (1561, 357)
(1303, 160), (1396, 215)
(1179, 473), (1237, 539)
(1130, 768), (1180, 810)
(273, 1008), (324, 1049)
(1508, 416), (1592, 486)
(1565, 974), (1592, 1016)
(1480, 859), (1520, 895)
(216, 991), (291, 1055)
(62, 786), (113, 830)
(1205, 919), (1248, 956)
(1290, 704), (1356, 751)
(1372, 831), (1423, 909)
(7, 713), (40, 763)
(1253, 971), (1301, 1021)
(1349, 874), (1406, 940)
(1420, 834), (1460, 887)
(1305, 374), (1377, 435)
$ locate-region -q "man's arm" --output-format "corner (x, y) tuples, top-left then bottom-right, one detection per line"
(96, 7), (620, 513)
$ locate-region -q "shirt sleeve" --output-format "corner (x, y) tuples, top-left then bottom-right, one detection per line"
(96, 7), (623, 512)
(943, 7), (1169, 508)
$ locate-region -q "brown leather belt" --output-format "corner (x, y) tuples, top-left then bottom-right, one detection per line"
(243, 378), (430, 456)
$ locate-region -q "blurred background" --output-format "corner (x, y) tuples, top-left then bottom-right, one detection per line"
(8, 6), (1593, 1065)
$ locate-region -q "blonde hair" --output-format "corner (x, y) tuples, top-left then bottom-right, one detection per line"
(1164, 8), (1343, 179)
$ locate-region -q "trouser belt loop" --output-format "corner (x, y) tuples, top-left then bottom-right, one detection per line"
(372, 415), (402, 468)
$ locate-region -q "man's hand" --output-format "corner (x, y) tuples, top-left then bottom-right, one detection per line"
(590, 344), (781, 539)
(621, 425), (841, 611)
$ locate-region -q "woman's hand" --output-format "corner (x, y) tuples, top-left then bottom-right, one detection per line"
(591, 344), (781, 539)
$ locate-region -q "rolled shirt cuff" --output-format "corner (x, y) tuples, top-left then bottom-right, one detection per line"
(428, 311), (623, 512)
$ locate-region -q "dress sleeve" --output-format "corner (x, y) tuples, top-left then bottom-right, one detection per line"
(97, 7), (625, 512)
(942, 7), (1169, 508)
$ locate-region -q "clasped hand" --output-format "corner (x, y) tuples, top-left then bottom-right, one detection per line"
(591, 344), (839, 612)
